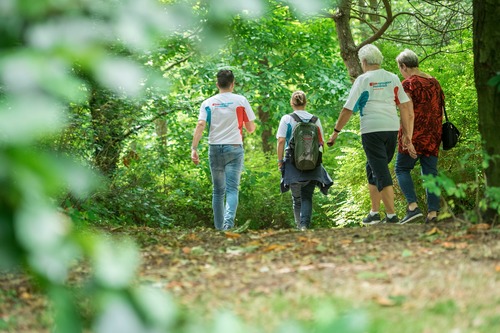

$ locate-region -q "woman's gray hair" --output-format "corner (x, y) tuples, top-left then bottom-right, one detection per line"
(358, 44), (384, 65)
(396, 49), (419, 68)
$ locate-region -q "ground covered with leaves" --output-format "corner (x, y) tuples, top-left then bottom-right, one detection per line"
(2, 220), (500, 332)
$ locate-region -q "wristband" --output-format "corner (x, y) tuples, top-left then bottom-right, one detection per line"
(191, 147), (197, 151)
(277, 159), (284, 163)
(334, 128), (341, 133)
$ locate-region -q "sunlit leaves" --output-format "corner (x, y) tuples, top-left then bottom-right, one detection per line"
(132, 286), (179, 328)
(286, 0), (329, 17)
(0, 95), (65, 143)
(209, 0), (265, 18)
(94, 57), (146, 97)
(92, 237), (140, 288)
(94, 294), (149, 333)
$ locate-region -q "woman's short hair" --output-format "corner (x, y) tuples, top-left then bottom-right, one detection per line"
(358, 44), (384, 65)
(217, 69), (234, 89)
(396, 49), (419, 68)
(291, 90), (307, 106)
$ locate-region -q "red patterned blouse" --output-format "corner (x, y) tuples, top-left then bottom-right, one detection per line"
(398, 75), (444, 157)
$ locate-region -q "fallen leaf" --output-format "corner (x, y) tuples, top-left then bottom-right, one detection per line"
(442, 242), (468, 250)
(182, 247), (191, 254)
(19, 292), (31, 300)
(374, 296), (396, 307)
(467, 223), (491, 233)
(224, 231), (241, 239)
(297, 236), (320, 244)
(186, 233), (200, 241)
(340, 239), (352, 245)
(263, 244), (287, 252)
(244, 240), (262, 247)
(426, 227), (444, 236)
(166, 281), (184, 290)
(156, 246), (172, 255)
(496, 265), (500, 273)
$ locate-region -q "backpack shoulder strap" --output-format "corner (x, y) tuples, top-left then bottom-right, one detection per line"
(289, 112), (301, 123)
(309, 115), (318, 123)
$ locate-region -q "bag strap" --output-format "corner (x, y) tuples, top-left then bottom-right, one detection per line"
(289, 113), (323, 144)
(441, 93), (449, 122)
(289, 112), (301, 123)
(289, 112), (318, 124)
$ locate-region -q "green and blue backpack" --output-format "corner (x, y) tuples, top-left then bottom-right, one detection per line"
(286, 113), (323, 171)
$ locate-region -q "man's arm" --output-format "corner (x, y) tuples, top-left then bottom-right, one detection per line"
(191, 120), (206, 165)
(244, 120), (256, 133)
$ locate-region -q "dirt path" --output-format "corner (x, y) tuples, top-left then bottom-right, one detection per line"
(136, 220), (500, 330)
(2, 220), (499, 332)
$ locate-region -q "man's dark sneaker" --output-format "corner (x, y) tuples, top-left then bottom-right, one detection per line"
(400, 207), (423, 224)
(362, 213), (381, 225)
(383, 215), (400, 224)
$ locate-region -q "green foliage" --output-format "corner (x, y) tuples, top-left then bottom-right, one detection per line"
(422, 149), (499, 222)
(239, 149), (294, 229)
(1, 0), (494, 331)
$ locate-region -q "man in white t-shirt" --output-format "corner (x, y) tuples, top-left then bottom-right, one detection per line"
(191, 69), (256, 230)
(327, 44), (416, 225)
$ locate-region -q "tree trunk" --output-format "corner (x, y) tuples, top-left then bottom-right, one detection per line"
(473, 0), (500, 189)
(332, 0), (363, 81)
(258, 105), (273, 153)
(89, 89), (124, 178)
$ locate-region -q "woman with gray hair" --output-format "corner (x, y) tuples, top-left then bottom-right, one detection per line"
(395, 49), (444, 224)
(327, 44), (416, 225)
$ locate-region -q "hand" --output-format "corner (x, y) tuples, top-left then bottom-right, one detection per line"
(278, 161), (284, 171)
(404, 142), (417, 159)
(402, 135), (417, 159)
(191, 150), (200, 165)
(327, 133), (337, 147)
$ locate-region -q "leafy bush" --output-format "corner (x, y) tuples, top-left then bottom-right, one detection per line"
(423, 148), (500, 223)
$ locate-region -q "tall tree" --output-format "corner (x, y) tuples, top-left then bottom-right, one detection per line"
(473, 0), (500, 212)
(329, 0), (472, 80)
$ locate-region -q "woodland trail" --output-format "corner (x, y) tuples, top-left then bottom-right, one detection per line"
(2, 220), (499, 332)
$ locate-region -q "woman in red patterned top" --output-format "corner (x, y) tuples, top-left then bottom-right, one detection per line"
(395, 49), (444, 224)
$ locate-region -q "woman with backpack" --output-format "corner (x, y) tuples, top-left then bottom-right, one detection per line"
(276, 91), (333, 231)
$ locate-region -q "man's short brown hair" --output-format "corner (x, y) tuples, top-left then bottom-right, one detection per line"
(217, 69), (234, 89)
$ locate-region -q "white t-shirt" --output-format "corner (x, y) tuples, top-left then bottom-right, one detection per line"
(199, 92), (256, 144)
(344, 69), (410, 134)
(276, 110), (325, 149)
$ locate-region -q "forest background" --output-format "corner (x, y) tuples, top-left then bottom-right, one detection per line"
(1, 0), (499, 332)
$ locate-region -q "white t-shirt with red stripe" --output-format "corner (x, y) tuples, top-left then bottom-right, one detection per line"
(199, 92), (256, 144)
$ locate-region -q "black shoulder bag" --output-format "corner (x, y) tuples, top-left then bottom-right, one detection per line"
(441, 98), (461, 150)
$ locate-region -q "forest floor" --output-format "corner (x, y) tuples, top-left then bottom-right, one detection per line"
(1, 219), (500, 332)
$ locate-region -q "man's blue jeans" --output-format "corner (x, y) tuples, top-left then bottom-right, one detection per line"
(395, 152), (440, 212)
(208, 144), (244, 230)
(290, 181), (316, 229)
